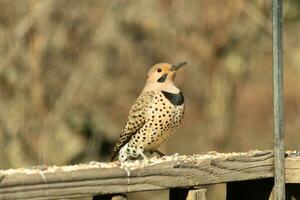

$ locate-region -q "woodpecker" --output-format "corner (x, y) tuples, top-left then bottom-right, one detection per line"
(111, 62), (187, 162)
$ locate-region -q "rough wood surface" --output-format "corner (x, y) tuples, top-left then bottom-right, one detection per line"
(0, 150), (299, 200)
(272, 0), (285, 199)
(186, 189), (206, 200)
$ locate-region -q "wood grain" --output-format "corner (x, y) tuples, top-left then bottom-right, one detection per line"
(186, 189), (206, 200)
(0, 150), (299, 200)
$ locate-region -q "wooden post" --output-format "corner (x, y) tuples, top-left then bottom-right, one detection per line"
(187, 189), (207, 200)
(272, 0), (285, 199)
(226, 178), (274, 200)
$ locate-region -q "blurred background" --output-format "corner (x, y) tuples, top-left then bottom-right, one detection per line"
(0, 0), (300, 199)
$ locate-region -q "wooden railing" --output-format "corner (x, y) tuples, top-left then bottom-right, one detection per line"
(0, 150), (300, 200)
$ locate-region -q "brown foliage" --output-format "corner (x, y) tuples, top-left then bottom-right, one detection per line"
(0, 1), (300, 198)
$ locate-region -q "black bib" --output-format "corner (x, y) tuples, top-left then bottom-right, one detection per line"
(161, 91), (184, 106)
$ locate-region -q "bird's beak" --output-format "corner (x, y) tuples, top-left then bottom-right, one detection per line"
(170, 61), (187, 71)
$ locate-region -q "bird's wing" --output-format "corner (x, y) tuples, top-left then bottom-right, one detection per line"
(110, 91), (155, 161)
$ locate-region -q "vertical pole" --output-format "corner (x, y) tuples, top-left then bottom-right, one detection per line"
(272, 0), (285, 199)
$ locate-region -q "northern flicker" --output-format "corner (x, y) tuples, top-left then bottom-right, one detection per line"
(111, 62), (187, 162)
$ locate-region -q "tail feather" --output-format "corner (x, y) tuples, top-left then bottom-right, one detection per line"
(110, 140), (125, 161)
(110, 147), (119, 161)
(110, 130), (134, 161)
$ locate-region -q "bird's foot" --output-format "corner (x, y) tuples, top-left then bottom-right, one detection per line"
(152, 149), (165, 157)
(138, 151), (151, 164)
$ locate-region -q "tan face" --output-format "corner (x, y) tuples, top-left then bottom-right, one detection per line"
(146, 63), (175, 83)
(146, 62), (187, 83)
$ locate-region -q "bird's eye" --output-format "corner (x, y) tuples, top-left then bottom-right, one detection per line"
(157, 68), (162, 72)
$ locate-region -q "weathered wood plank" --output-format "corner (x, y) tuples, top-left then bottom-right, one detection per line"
(0, 150), (298, 200)
(285, 157), (300, 183)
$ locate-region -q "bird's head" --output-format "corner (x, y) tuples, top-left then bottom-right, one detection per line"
(146, 62), (187, 84)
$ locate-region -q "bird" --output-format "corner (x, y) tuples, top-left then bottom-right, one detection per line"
(111, 62), (187, 162)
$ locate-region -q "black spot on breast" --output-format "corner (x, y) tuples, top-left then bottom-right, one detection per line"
(161, 91), (184, 105)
